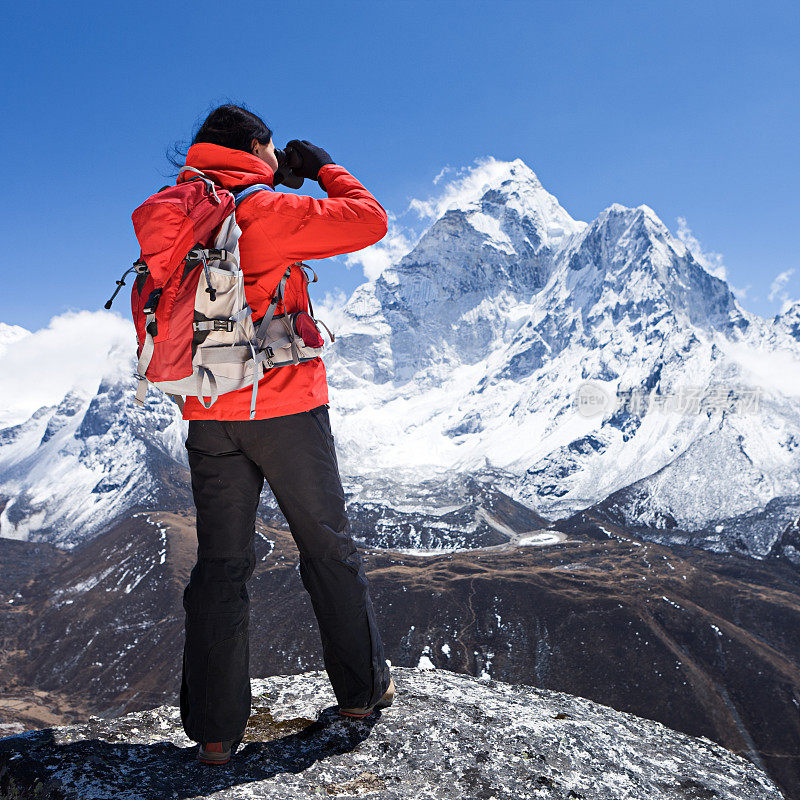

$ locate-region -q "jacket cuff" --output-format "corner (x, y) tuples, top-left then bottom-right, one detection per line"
(317, 163), (339, 193)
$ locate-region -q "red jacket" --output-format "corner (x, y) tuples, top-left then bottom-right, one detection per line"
(176, 143), (388, 421)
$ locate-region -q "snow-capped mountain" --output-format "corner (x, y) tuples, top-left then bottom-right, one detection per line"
(0, 316), (187, 547)
(331, 159), (585, 384)
(771, 300), (800, 343)
(0, 322), (29, 353)
(1, 158), (799, 556)
(0, 378), (186, 546)
(317, 160), (800, 556)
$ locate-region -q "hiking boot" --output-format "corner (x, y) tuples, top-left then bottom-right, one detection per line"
(197, 735), (243, 765)
(339, 677), (396, 719)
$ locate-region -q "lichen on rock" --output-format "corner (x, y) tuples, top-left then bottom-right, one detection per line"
(0, 667), (784, 799)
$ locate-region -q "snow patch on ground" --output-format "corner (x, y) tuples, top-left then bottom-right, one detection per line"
(519, 532), (566, 546)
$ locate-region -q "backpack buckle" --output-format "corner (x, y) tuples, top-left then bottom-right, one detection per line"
(212, 319), (235, 332)
(143, 288), (162, 315)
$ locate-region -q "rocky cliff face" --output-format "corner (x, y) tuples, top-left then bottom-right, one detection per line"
(0, 668), (784, 800)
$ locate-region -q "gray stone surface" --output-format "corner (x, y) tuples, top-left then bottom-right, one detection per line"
(0, 667), (784, 799)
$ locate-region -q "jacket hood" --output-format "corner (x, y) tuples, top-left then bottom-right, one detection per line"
(177, 142), (274, 189)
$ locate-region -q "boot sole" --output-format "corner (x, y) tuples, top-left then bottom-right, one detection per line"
(197, 736), (242, 765)
(198, 752), (231, 765)
(339, 682), (396, 718)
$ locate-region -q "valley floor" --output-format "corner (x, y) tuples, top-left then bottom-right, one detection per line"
(1, 510), (799, 798)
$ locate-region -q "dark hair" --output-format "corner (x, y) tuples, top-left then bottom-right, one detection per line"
(166, 102), (272, 171)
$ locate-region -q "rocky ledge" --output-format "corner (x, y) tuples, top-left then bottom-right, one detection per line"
(0, 667), (784, 800)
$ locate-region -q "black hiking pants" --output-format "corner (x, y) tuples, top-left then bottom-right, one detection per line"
(180, 403), (391, 743)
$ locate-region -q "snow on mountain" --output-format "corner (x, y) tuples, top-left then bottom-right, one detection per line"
(0, 312), (186, 547)
(1, 159), (798, 556)
(476, 204), (800, 536)
(0, 322), (29, 352)
(332, 159), (585, 385)
(772, 300), (800, 343)
(321, 162), (800, 556)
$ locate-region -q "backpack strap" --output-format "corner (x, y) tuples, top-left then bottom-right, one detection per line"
(177, 166), (223, 203)
(229, 183), (318, 413)
(233, 183), (274, 206)
(231, 182), (290, 345)
(253, 266), (292, 348)
(196, 367), (219, 409)
(134, 310), (159, 407)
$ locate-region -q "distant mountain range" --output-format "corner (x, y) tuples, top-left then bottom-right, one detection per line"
(2, 160), (800, 798)
(2, 158), (799, 557)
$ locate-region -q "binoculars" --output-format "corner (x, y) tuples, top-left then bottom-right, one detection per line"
(273, 145), (305, 190)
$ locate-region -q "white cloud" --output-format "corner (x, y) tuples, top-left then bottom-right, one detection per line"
(730, 284), (750, 300)
(433, 166), (454, 185)
(0, 311), (133, 425)
(344, 212), (417, 281)
(408, 156), (521, 221)
(310, 287), (351, 340)
(768, 268), (796, 307)
(675, 217), (727, 281)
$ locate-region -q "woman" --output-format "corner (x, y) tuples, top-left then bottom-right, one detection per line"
(174, 104), (395, 765)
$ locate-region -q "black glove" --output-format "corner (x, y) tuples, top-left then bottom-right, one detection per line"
(286, 139), (334, 181)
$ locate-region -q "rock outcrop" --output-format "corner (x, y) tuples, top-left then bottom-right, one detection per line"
(0, 667), (783, 800)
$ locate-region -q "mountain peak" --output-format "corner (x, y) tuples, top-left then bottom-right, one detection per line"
(411, 157), (580, 227)
(412, 158), (536, 218)
(774, 300), (800, 340)
(404, 158), (584, 266)
(563, 197), (744, 333)
(596, 202), (664, 230)
(776, 299), (800, 320)
(0, 322), (30, 351)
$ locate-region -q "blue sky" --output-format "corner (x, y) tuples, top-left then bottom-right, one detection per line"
(3, 0), (798, 330)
